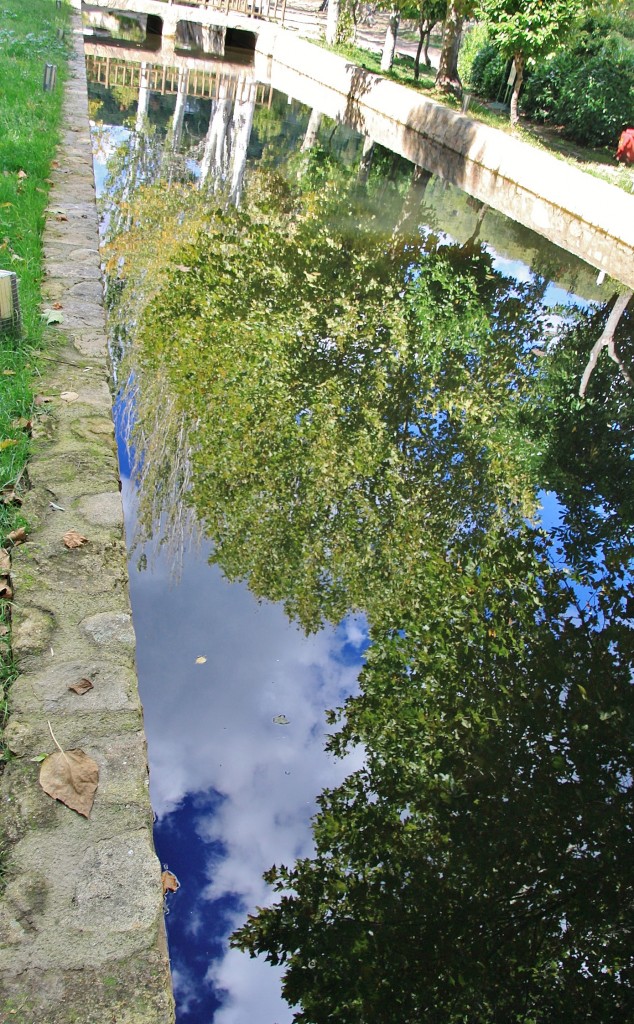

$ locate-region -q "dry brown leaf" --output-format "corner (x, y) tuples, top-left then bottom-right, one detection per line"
(0, 623), (8, 637)
(39, 748), (99, 818)
(0, 439), (18, 450)
(68, 677), (93, 695)
(0, 580), (12, 600)
(2, 369), (15, 376)
(52, 302), (63, 310)
(34, 394), (54, 405)
(60, 391), (79, 403)
(55, 213), (68, 222)
(12, 417), (32, 433)
(161, 870), (180, 895)
(17, 169), (27, 179)
(195, 656), (207, 665)
(0, 548), (9, 575)
(6, 527), (27, 546)
(63, 530), (88, 549)
(0, 489), (20, 506)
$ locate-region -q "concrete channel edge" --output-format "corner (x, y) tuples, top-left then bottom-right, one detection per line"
(0, 5), (175, 1022)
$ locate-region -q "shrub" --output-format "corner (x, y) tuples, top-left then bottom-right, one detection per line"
(468, 39), (510, 100)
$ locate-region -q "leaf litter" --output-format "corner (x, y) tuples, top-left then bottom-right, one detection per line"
(39, 721), (99, 818)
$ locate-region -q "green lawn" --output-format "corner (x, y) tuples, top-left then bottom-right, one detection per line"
(0, 0), (70, 764)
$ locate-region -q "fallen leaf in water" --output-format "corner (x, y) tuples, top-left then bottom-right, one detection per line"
(161, 870), (180, 895)
(0, 548), (9, 574)
(273, 714), (290, 726)
(0, 439), (19, 450)
(63, 530), (88, 549)
(59, 391), (78, 403)
(195, 656), (207, 664)
(68, 677), (93, 695)
(6, 527), (26, 545)
(39, 748), (99, 817)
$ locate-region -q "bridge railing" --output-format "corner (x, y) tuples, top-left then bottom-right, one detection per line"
(164, 0), (288, 25)
(86, 53), (274, 104)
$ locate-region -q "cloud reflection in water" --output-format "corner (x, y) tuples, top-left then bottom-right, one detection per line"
(124, 480), (366, 1021)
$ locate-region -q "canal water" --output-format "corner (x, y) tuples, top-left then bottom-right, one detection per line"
(86, 24), (633, 1024)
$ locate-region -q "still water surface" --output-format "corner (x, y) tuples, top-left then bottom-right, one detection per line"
(88, 32), (633, 1024)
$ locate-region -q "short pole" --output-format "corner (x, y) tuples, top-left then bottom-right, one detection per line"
(43, 63), (58, 92)
(0, 270), (21, 335)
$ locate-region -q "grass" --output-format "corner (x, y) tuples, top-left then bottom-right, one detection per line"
(0, 0), (70, 767)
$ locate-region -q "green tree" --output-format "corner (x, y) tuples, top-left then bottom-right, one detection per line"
(476, 0), (585, 124)
(415, 0), (446, 77)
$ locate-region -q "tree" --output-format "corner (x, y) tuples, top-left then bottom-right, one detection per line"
(414, 0), (446, 78)
(476, 0), (585, 124)
(435, 0), (471, 95)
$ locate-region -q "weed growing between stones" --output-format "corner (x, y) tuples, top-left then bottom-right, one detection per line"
(0, 0), (70, 779)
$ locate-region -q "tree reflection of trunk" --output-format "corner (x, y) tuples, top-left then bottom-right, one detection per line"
(466, 201), (489, 246)
(357, 135), (375, 185)
(394, 164), (433, 235)
(579, 290), (633, 397)
(229, 86), (256, 206)
(200, 82), (233, 189)
(135, 61), (151, 133)
(170, 67), (189, 154)
(301, 109), (323, 153)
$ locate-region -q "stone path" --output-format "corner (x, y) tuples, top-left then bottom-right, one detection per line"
(0, 4), (173, 1021)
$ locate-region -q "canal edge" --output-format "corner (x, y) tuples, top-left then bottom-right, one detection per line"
(0, 3), (175, 1021)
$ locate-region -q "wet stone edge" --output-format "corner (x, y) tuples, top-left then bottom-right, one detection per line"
(0, 6), (174, 1022)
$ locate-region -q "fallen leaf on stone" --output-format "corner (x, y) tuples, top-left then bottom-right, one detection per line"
(55, 213), (68, 222)
(52, 302), (63, 310)
(42, 309), (64, 325)
(0, 579), (12, 600)
(0, 548), (9, 574)
(68, 677), (93, 695)
(63, 530), (88, 549)
(273, 714), (290, 726)
(39, 748), (99, 818)
(195, 656), (207, 664)
(59, 391), (78, 403)
(0, 439), (18, 450)
(34, 394), (54, 405)
(161, 870), (180, 895)
(6, 527), (26, 545)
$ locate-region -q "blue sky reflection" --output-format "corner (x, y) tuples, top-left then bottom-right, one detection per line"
(123, 481), (367, 1022)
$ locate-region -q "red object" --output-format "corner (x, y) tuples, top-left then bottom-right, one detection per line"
(616, 128), (634, 164)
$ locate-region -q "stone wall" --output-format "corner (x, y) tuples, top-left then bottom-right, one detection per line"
(0, 5), (174, 1021)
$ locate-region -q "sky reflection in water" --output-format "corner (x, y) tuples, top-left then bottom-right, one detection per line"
(121, 467), (366, 1022)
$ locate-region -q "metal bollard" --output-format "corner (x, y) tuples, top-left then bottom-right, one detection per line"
(0, 270), (22, 335)
(43, 63), (57, 92)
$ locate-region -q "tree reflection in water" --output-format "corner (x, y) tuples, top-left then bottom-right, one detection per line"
(103, 105), (634, 1022)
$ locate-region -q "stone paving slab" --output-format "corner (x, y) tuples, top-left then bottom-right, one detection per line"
(0, 4), (174, 1022)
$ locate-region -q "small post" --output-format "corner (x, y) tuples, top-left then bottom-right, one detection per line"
(0, 270), (22, 335)
(43, 63), (58, 92)
(461, 92), (471, 114)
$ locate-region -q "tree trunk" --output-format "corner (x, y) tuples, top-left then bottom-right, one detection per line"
(509, 53), (524, 127)
(381, 6), (400, 73)
(423, 25), (432, 66)
(414, 23), (424, 80)
(435, 2), (463, 96)
(325, 0), (340, 45)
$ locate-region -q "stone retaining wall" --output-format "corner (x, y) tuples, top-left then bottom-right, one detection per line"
(0, 5), (174, 1021)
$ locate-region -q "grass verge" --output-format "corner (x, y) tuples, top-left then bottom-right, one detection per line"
(0, 0), (70, 773)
